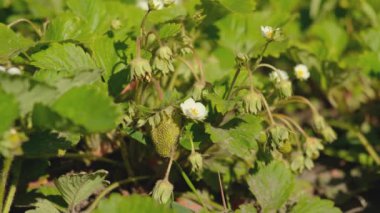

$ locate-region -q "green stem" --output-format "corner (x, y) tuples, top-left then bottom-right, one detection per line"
(356, 132), (380, 165)
(119, 140), (135, 177)
(0, 156), (14, 212)
(85, 176), (149, 213)
(3, 159), (21, 213)
(174, 161), (209, 212)
(260, 94), (275, 125)
(225, 67), (241, 100)
(330, 122), (380, 166)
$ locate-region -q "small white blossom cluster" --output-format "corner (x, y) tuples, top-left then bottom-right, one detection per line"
(294, 64), (310, 80)
(180, 98), (207, 121)
(269, 64), (310, 82)
(0, 65), (22, 75)
(136, 0), (180, 11)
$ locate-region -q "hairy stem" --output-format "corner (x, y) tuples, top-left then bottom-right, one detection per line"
(260, 94), (275, 125)
(0, 156), (14, 212)
(225, 67), (241, 100)
(3, 159), (21, 213)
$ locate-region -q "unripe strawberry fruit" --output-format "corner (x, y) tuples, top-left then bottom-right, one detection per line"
(149, 111), (182, 157)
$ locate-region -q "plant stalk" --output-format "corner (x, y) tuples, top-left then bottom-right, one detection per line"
(3, 159), (21, 213)
(0, 156), (14, 212)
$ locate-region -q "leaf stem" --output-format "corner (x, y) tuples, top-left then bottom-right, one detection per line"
(260, 94), (275, 125)
(225, 67), (241, 100)
(0, 156), (14, 213)
(3, 159), (21, 213)
(7, 18), (42, 37)
(174, 161), (209, 211)
(84, 176), (149, 213)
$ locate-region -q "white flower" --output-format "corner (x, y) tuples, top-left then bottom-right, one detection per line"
(180, 98), (207, 121)
(137, 0), (164, 11)
(294, 64), (310, 80)
(269, 69), (289, 82)
(7, 67), (22, 75)
(261, 26), (274, 40)
(0, 65), (6, 72)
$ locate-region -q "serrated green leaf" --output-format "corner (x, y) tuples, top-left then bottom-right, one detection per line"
(218, 0), (256, 13)
(0, 23), (34, 63)
(67, 0), (110, 35)
(31, 43), (97, 73)
(26, 199), (61, 213)
(44, 12), (85, 41)
(159, 23), (182, 39)
(0, 89), (19, 135)
(54, 170), (108, 208)
(291, 197), (341, 213)
(0, 75), (59, 115)
(26, 0), (64, 19)
(308, 19), (348, 61)
(94, 194), (173, 213)
(205, 116), (261, 159)
(89, 36), (124, 81)
(52, 85), (122, 133)
(22, 131), (74, 156)
(247, 161), (295, 212)
(235, 203), (257, 213)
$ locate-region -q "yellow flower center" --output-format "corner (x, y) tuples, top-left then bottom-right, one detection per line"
(190, 108), (199, 116)
(266, 31), (273, 38)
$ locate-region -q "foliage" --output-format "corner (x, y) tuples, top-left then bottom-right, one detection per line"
(0, 0), (379, 212)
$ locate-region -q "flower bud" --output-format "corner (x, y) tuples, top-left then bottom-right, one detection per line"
(290, 153), (305, 173)
(276, 80), (292, 98)
(242, 91), (262, 114)
(0, 129), (28, 157)
(304, 137), (323, 159)
(278, 140), (292, 154)
(130, 58), (152, 81)
(235, 53), (249, 67)
(153, 46), (174, 75)
(111, 19), (122, 30)
(188, 151), (203, 172)
(152, 179), (173, 204)
(269, 125), (289, 145)
(163, 0), (175, 7)
(192, 82), (205, 101)
(321, 126), (337, 143)
(312, 114), (326, 132)
(148, 0), (163, 11)
(256, 131), (267, 145)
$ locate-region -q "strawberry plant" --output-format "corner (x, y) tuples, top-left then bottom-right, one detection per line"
(1, 0), (380, 212)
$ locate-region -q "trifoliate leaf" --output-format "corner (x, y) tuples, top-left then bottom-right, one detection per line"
(291, 197), (341, 213)
(247, 161), (295, 212)
(94, 194), (173, 213)
(51, 85), (122, 133)
(31, 43), (97, 73)
(0, 23), (34, 63)
(54, 170), (108, 209)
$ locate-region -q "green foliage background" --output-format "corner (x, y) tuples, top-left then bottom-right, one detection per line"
(0, 0), (379, 212)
